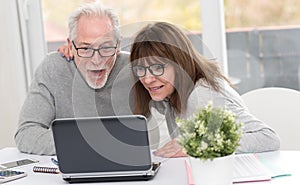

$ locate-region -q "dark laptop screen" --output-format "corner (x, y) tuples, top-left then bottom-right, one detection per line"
(52, 116), (152, 173)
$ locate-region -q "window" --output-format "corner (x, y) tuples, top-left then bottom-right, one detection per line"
(42, 0), (201, 51)
(42, 0), (300, 92)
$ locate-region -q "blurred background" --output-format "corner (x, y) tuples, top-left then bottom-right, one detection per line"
(43, 0), (300, 41)
(45, 0), (300, 93)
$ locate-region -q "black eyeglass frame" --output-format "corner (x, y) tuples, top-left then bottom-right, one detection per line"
(132, 63), (168, 78)
(72, 40), (118, 58)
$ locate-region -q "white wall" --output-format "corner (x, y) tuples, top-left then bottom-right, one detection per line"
(0, 0), (46, 148)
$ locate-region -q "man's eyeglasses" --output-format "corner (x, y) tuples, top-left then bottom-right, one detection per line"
(72, 40), (118, 58)
(132, 64), (168, 77)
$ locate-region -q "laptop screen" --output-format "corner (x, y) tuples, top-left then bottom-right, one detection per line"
(52, 115), (152, 173)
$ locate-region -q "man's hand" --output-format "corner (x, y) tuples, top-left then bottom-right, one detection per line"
(155, 139), (188, 158)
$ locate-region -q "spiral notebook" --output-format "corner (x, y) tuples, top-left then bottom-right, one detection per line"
(33, 166), (60, 174)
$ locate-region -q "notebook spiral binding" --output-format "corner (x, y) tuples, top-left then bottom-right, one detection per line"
(33, 166), (60, 174)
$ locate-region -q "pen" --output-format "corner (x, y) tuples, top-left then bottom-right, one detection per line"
(185, 159), (194, 185)
(51, 158), (59, 166)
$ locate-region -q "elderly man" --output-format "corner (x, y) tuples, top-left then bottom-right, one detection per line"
(15, 2), (132, 155)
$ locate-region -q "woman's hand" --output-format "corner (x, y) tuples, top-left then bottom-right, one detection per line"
(57, 44), (73, 62)
(155, 139), (187, 158)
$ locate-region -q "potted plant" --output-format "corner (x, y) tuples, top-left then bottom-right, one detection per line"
(177, 103), (243, 185)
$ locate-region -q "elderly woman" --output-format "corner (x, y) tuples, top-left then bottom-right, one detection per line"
(129, 22), (280, 157)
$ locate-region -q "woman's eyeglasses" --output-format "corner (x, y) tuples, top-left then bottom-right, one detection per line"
(132, 64), (168, 77)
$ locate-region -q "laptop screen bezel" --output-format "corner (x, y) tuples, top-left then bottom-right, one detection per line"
(52, 115), (153, 175)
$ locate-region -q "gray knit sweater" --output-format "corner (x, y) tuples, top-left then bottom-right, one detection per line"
(15, 52), (133, 155)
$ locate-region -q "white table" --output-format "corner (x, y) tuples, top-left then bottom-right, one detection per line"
(0, 147), (299, 185)
(0, 147), (188, 185)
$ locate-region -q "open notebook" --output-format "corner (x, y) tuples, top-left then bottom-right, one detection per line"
(184, 153), (291, 184)
(233, 154), (271, 183)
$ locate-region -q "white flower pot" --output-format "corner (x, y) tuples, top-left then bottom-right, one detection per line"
(189, 153), (234, 185)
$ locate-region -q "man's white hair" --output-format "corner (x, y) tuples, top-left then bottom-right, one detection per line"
(68, 1), (120, 40)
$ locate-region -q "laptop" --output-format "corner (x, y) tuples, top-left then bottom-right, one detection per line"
(51, 115), (161, 183)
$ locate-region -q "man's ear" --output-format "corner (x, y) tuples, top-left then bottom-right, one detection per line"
(67, 38), (74, 58)
(116, 39), (121, 55)
(67, 38), (72, 51)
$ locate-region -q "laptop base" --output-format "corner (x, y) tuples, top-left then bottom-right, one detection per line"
(64, 162), (161, 183)
(64, 175), (154, 183)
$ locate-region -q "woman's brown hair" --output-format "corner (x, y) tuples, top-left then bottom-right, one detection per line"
(130, 22), (230, 117)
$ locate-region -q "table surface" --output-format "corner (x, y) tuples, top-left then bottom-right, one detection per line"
(0, 147), (299, 185)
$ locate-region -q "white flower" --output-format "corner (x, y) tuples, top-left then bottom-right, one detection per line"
(215, 133), (224, 146)
(197, 121), (206, 135)
(199, 141), (208, 150)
